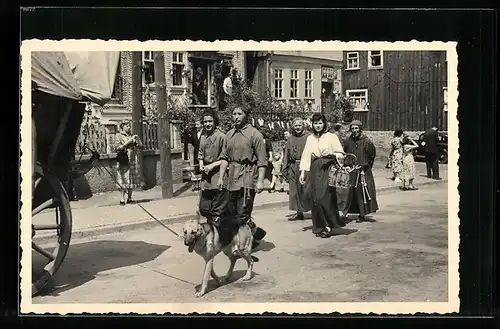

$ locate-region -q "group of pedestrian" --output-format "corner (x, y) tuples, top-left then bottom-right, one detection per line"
(283, 115), (379, 238)
(388, 124), (442, 191)
(196, 107), (268, 250)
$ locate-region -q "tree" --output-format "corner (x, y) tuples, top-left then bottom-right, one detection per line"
(324, 91), (355, 124)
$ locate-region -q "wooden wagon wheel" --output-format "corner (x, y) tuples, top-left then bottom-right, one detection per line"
(31, 163), (72, 296)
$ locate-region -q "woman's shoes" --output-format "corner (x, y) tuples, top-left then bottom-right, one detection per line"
(314, 227), (332, 238)
(320, 227), (333, 238)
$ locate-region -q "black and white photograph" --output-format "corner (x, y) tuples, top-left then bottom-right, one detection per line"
(20, 40), (459, 314)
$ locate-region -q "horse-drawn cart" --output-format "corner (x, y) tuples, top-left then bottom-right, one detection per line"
(30, 51), (120, 296)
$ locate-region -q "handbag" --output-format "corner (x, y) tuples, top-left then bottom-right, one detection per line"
(328, 153), (357, 188)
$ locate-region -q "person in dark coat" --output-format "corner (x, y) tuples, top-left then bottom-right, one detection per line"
(422, 124), (442, 180)
(342, 120), (379, 223)
(282, 117), (312, 221)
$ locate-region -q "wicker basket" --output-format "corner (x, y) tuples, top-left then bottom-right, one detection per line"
(328, 153), (357, 188)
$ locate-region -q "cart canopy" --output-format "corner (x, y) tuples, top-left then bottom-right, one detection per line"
(31, 51), (120, 106)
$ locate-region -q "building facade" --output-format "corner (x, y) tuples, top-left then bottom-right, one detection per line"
(342, 50), (448, 132)
(251, 52), (343, 111)
(98, 50), (246, 125)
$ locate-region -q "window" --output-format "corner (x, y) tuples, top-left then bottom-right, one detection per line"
(443, 87), (448, 111)
(304, 70), (313, 98)
(346, 52), (360, 70)
(322, 67), (334, 79)
(290, 69), (299, 99)
(191, 60), (211, 106)
(346, 89), (369, 111)
(143, 51), (155, 84)
(273, 68), (283, 98)
(172, 52), (185, 87)
(368, 50), (383, 68)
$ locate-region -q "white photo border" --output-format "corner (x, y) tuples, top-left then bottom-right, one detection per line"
(20, 39), (459, 315)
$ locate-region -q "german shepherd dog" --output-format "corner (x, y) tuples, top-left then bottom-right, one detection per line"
(183, 215), (259, 297)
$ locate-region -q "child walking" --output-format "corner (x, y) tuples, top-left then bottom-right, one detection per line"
(114, 120), (143, 205)
(269, 150), (285, 193)
(401, 135), (419, 191)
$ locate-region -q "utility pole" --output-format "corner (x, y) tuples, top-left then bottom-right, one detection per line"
(154, 51), (173, 198)
(131, 51), (145, 188)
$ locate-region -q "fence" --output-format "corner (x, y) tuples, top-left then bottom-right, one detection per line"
(75, 124), (114, 155)
(75, 120), (183, 155)
(142, 120), (183, 151)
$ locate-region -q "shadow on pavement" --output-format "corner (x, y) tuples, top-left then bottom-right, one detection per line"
(35, 240), (169, 297)
(255, 240), (275, 252)
(195, 270), (259, 296)
(173, 182), (195, 198)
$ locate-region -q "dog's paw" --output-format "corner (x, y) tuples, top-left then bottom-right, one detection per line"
(194, 290), (205, 298)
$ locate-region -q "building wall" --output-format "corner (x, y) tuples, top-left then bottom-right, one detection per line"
(273, 50), (343, 61)
(342, 50), (448, 131)
(116, 51), (245, 111)
(72, 150), (186, 195)
(270, 59), (323, 107)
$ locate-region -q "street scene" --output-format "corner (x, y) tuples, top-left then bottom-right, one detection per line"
(27, 47), (452, 308)
(32, 179), (448, 304)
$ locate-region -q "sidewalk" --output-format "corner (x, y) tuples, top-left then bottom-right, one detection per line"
(33, 162), (448, 243)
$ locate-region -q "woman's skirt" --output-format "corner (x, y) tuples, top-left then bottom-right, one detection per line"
(116, 156), (141, 190)
(391, 148), (404, 175)
(309, 157), (345, 231)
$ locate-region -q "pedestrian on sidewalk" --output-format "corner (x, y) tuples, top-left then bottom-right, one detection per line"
(269, 149), (285, 193)
(197, 109), (228, 225)
(388, 128), (404, 182)
(400, 134), (419, 191)
(342, 120), (379, 223)
(217, 106), (268, 250)
(114, 119), (143, 206)
(283, 117), (312, 221)
(299, 113), (347, 238)
(260, 128), (274, 190)
(422, 124), (442, 180)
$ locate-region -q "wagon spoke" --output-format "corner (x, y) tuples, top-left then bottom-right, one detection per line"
(33, 176), (42, 191)
(32, 242), (55, 261)
(32, 224), (62, 231)
(32, 198), (56, 216)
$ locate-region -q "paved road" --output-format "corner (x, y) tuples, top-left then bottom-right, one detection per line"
(33, 182), (449, 304)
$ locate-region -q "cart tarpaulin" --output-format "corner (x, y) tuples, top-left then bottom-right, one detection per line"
(31, 52), (83, 101)
(31, 51), (120, 106)
(64, 51), (120, 106)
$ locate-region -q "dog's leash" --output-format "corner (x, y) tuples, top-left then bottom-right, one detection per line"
(92, 155), (183, 240)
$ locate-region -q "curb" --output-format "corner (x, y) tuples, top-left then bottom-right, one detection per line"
(34, 178), (447, 244)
